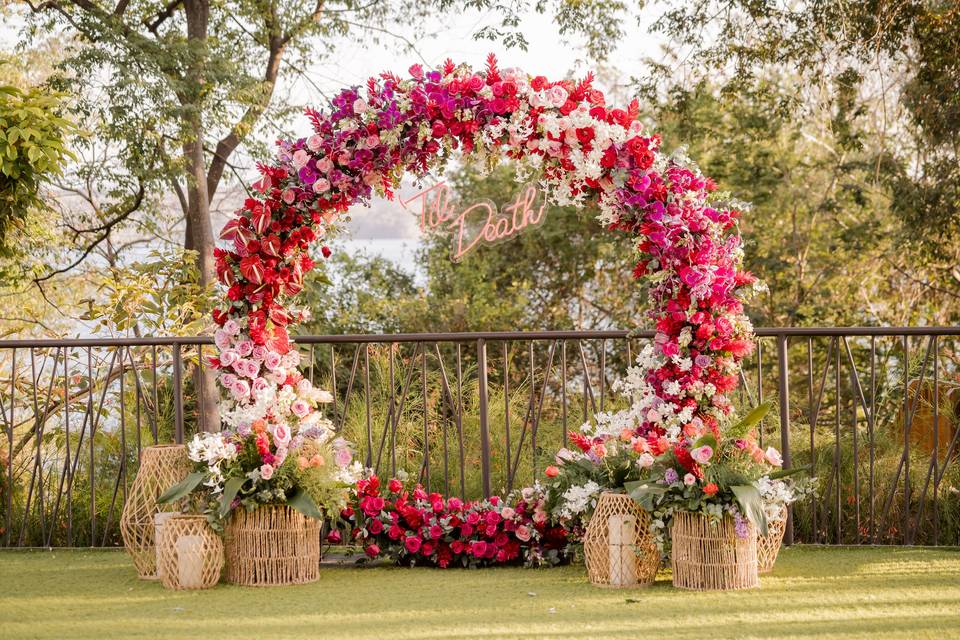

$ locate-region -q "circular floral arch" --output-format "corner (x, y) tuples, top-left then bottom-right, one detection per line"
(210, 55), (757, 481)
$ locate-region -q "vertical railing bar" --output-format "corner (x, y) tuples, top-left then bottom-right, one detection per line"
(197, 344), (205, 433)
(807, 338), (816, 543)
(420, 343), (429, 492)
(456, 344), (465, 499)
(599, 338), (606, 412)
(88, 347), (95, 546)
(561, 340), (568, 446)
(172, 344), (185, 444)
(364, 344), (372, 468)
(335, 344), (362, 433)
(834, 337), (842, 544)
(869, 336), (876, 543)
(64, 348), (73, 546)
(577, 341), (598, 417)
(847, 342), (860, 544)
(776, 334), (793, 545)
(3, 348), (14, 547)
(387, 343), (422, 477)
(151, 345), (159, 443)
(330, 345), (337, 423)
(757, 340), (764, 447)
(529, 340), (557, 481)
(912, 336), (942, 544)
(433, 344), (450, 496)
(130, 348), (143, 458)
(504, 342), (511, 494)
(477, 338), (491, 498)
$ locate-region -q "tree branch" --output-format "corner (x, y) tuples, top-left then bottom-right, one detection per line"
(34, 182), (146, 283)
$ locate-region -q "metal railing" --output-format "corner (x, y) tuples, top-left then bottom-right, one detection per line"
(1, 327), (958, 548)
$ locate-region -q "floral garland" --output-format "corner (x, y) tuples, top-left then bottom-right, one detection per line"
(207, 55), (761, 549)
(338, 475), (566, 567)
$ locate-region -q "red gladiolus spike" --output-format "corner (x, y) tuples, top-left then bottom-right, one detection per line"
(443, 58), (455, 75)
(485, 53), (500, 82)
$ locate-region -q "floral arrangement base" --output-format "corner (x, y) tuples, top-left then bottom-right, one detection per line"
(583, 492), (659, 588)
(757, 505), (788, 573)
(157, 515), (223, 590)
(225, 505), (320, 586)
(670, 511), (758, 591)
(119, 444), (191, 579)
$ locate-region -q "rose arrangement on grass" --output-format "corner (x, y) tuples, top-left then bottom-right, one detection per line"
(339, 475), (567, 568)
(158, 334), (362, 523)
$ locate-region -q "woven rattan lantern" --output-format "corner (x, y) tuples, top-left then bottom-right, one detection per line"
(157, 515), (223, 590)
(757, 505), (788, 573)
(120, 444), (191, 579)
(224, 505), (321, 587)
(583, 492), (659, 588)
(671, 511), (758, 590)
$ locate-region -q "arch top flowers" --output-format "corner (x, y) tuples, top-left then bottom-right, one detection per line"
(210, 53), (760, 499)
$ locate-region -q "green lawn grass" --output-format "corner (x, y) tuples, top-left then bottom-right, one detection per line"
(1, 546), (959, 639)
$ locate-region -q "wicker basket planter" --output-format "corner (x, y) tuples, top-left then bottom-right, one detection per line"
(119, 445), (191, 579)
(671, 511), (758, 591)
(583, 492), (660, 588)
(224, 505), (321, 586)
(757, 505), (788, 573)
(157, 515), (223, 590)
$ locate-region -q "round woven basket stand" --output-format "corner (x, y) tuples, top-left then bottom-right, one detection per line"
(583, 492), (660, 588)
(119, 445), (191, 579)
(757, 505), (788, 573)
(157, 515), (223, 590)
(671, 511), (758, 591)
(224, 505), (321, 586)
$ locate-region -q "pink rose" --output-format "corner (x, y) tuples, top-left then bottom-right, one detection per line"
(220, 373), (237, 388)
(548, 85), (569, 107)
(235, 339), (254, 357)
(500, 507), (515, 520)
(281, 189), (295, 204)
(214, 329), (231, 349)
(316, 157), (333, 173)
(272, 424), (291, 447)
(291, 399), (310, 419)
(692, 445), (713, 464)
(264, 352), (282, 371)
(353, 98), (368, 114)
(765, 447), (783, 467)
(306, 134), (323, 152)
(252, 377), (270, 395)
(223, 319), (240, 335)
(683, 473), (697, 486)
(334, 447), (352, 468)
(260, 464), (274, 480)
(292, 149), (309, 169)
(313, 178), (331, 193)
(219, 349), (239, 367)
(251, 345), (267, 360)
(231, 380), (250, 400)
(532, 509), (547, 524)
(515, 525), (532, 542)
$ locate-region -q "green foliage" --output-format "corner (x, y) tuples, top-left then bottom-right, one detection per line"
(80, 249), (216, 336)
(0, 80), (74, 258)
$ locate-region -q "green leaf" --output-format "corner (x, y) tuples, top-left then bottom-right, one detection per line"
(157, 471), (205, 504)
(729, 400), (774, 438)
(692, 433), (717, 451)
(286, 488), (323, 519)
(731, 484), (768, 536)
(218, 476), (246, 519)
(624, 480), (666, 512)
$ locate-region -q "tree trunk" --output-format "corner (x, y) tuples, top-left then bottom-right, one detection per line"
(182, 0), (220, 432)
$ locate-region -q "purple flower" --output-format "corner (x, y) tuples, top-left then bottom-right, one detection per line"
(733, 510), (750, 538)
(663, 468), (679, 484)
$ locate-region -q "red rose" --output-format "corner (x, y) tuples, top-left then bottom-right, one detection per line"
(365, 544), (380, 558)
(388, 478), (403, 493)
(703, 482), (719, 497)
(326, 530), (342, 544)
(544, 465), (560, 478)
(404, 535), (422, 554)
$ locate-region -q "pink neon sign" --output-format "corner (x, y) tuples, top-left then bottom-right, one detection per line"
(400, 181), (548, 262)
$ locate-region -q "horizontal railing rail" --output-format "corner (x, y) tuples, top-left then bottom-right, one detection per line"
(1, 326), (959, 548)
